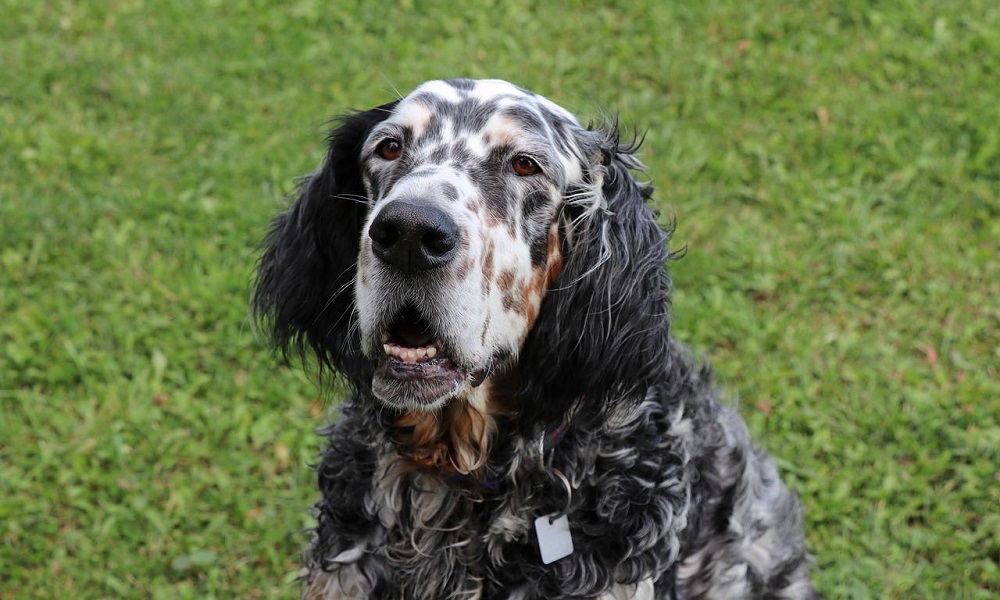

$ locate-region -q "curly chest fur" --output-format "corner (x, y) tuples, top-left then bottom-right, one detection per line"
(304, 398), (694, 600)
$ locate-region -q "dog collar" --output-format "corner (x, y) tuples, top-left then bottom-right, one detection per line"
(536, 395), (586, 472)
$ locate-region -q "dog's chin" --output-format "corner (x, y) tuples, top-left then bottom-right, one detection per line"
(371, 356), (468, 410)
(366, 304), (501, 410)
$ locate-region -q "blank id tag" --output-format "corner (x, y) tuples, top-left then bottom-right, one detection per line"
(535, 514), (574, 564)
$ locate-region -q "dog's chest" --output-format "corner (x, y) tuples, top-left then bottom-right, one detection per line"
(332, 401), (696, 599)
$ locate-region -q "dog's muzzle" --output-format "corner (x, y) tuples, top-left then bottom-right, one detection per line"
(367, 200), (470, 408)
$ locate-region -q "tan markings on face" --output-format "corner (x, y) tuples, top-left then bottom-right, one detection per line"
(480, 313), (490, 344)
(502, 287), (525, 314)
(481, 237), (495, 296)
(483, 114), (523, 148)
(523, 223), (564, 331)
(496, 269), (517, 312)
(544, 221), (565, 290)
(458, 234), (471, 252)
(496, 269), (516, 292)
(519, 276), (540, 330)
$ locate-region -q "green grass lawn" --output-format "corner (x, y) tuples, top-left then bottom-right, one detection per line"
(2, 1), (997, 597)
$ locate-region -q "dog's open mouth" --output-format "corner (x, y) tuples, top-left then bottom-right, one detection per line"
(372, 306), (467, 407)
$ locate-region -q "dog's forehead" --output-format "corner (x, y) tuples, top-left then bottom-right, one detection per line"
(387, 79), (580, 140)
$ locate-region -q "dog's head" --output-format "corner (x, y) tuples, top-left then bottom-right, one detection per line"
(255, 79), (671, 443)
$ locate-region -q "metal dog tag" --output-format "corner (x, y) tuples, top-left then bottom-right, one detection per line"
(535, 514), (574, 564)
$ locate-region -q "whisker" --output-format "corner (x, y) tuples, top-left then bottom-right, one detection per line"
(310, 265), (359, 327)
(380, 75), (405, 101)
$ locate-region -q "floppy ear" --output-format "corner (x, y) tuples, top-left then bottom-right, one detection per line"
(516, 126), (673, 424)
(253, 101), (398, 387)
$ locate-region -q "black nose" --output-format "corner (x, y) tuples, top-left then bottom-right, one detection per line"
(369, 200), (459, 272)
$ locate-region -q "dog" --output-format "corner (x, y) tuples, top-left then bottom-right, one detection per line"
(253, 78), (819, 599)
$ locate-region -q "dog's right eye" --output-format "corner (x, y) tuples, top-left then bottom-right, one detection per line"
(511, 155), (541, 177)
(376, 139), (403, 161)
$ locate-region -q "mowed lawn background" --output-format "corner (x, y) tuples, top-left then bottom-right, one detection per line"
(2, 1), (997, 598)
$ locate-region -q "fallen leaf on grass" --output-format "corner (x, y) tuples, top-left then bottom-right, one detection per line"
(275, 442), (291, 470)
(816, 106), (830, 130)
(925, 344), (939, 366)
(170, 550), (217, 572)
(309, 398), (323, 419)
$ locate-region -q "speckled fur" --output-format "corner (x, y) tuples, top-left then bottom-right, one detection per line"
(254, 79), (820, 599)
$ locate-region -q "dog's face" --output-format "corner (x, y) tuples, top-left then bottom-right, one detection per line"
(256, 78), (669, 433)
(354, 80), (603, 410)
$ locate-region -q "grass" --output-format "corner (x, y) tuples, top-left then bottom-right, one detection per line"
(1, 0), (997, 597)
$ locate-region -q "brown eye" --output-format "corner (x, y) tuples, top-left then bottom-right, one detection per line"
(512, 155), (541, 176)
(376, 138), (402, 161)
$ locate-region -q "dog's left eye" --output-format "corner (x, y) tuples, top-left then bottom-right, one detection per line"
(511, 155), (541, 177)
(376, 138), (403, 161)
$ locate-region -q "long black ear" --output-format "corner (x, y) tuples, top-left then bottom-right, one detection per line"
(516, 127), (673, 424)
(253, 101), (398, 387)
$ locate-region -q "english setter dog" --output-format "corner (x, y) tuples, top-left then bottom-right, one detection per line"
(254, 79), (819, 599)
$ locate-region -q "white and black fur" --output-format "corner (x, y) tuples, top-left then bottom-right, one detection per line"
(254, 79), (820, 599)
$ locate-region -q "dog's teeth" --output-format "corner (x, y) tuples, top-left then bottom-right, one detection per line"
(384, 342), (442, 363)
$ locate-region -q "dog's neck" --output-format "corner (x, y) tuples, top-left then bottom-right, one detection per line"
(390, 370), (520, 477)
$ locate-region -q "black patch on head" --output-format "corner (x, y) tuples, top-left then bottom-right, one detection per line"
(428, 144), (449, 164)
(519, 188), (556, 267)
(529, 111), (579, 161)
(478, 191), (506, 228)
(524, 223), (552, 269)
(400, 167), (440, 181)
(454, 98), (501, 135)
(448, 141), (474, 169)
(440, 183), (458, 202)
(445, 78), (475, 91)
(421, 116), (443, 143)
(364, 163), (381, 200)
(411, 91), (445, 110)
(528, 230), (549, 267)
(400, 124), (415, 143)
(521, 189), (550, 222)
(501, 105), (546, 133)
(477, 151), (514, 228)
